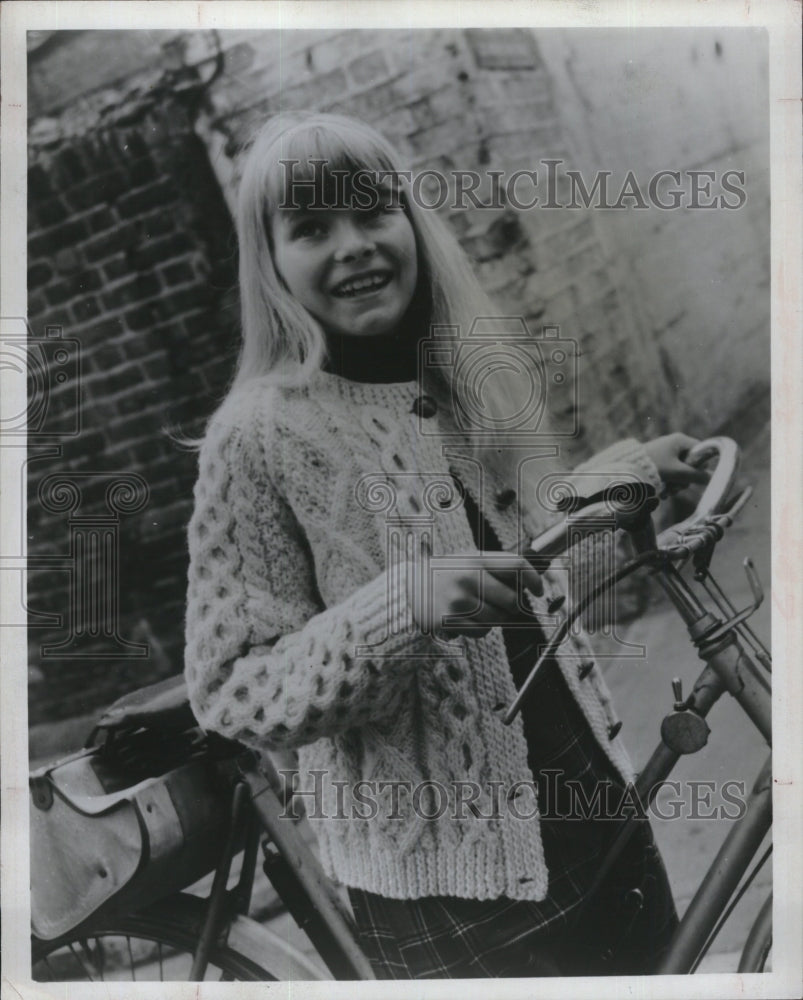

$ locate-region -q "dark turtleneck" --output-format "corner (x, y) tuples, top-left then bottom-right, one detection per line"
(322, 292), (431, 384)
(324, 327), (420, 384)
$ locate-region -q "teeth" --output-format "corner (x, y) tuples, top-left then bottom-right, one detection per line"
(333, 274), (390, 297)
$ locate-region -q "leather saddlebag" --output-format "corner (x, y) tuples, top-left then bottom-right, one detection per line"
(30, 742), (235, 941)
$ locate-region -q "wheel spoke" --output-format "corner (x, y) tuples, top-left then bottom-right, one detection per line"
(68, 942), (95, 981)
(87, 938), (105, 982)
(127, 936), (136, 980)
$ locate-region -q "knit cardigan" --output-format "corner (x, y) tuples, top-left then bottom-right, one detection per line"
(184, 370), (663, 903)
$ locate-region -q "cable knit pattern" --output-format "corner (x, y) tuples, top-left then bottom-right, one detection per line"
(185, 370), (662, 902)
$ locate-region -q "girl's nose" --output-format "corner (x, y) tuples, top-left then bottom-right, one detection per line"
(332, 220), (376, 262)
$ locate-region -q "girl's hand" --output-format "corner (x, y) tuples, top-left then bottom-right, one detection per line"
(644, 432), (710, 487)
(408, 552), (543, 639)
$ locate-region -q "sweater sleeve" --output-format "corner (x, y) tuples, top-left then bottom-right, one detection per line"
(541, 440), (663, 619)
(562, 437), (663, 499)
(184, 410), (433, 751)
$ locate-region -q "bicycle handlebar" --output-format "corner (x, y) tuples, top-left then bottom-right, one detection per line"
(509, 437), (748, 727)
(523, 436), (741, 565)
(655, 436), (740, 546)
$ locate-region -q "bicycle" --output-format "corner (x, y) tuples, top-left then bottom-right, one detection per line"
(29, 436), (772, 981)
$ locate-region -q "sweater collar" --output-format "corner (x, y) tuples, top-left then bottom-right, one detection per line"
(306, 368), (422, 410)
(323, 328), (420, 385)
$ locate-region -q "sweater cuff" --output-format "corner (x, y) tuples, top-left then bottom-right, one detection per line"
(349, 559), (443, 663)
(573, 437), (663, 494)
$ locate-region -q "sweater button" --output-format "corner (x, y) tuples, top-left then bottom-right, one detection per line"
(547, 594), (566, 613)
(411, 395), (437, 418)
(495, 488), (516, 510)
(578, 661), (594, 680)
(608, 721), (623, 740)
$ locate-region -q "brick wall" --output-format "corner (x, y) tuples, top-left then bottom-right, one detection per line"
(27, 88), (239, 723)
(192, 28), (669, 458)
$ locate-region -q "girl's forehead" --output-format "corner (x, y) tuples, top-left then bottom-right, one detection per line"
(262, 125), (401, 205)
(268, 160), (406, 213)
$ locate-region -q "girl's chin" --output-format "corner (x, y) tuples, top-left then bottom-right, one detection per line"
(325, 310), (407, 340)
(326, 324), (401, 340)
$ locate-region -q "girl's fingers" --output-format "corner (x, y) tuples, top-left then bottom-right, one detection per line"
(440, 575), (518, 632)
(674, 433), (701, 453)
(675, 438), (711, 484)
(647, 432), (712, 488)
(666, 460), (711, 486)
(482, 554), (544, 597)
(447, 559), (541, 626)
(427, 553), (544, 636)
(474, 569), (527, 621)
(681, 465), (711, 486)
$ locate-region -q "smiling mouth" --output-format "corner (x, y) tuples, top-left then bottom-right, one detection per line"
(331, 272), (393, 298)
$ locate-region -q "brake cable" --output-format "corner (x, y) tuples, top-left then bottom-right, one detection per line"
(504, 548), (662, 725)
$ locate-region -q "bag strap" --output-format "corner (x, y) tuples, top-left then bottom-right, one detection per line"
(48, 772), (167, 817)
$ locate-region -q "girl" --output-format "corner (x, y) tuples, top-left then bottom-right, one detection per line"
(184, 112), (706, 979)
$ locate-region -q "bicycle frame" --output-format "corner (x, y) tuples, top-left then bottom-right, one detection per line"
(567, 551), (772, 974)
(508, 436), (772, 974)
(641, 549), (771, 974)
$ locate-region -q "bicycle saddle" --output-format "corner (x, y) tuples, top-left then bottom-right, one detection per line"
(95, 673), (197, 733)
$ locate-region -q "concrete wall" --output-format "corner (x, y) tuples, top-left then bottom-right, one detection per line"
(538, 28), (770, 433)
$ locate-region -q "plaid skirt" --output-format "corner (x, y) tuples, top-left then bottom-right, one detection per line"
(348, 659), (678, 979)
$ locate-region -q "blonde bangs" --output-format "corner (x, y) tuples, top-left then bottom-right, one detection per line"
(256, 117), (404, 217)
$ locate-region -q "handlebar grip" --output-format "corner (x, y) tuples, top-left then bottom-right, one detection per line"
(657, 436), (741, 544)
(684, 436), (741, 517)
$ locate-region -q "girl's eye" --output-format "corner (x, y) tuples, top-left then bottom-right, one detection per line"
(292, 218), (327, 239)
(363, 201), (401, 222)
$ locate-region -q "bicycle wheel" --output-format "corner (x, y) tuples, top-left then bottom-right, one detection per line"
(32, 892), (328, 982)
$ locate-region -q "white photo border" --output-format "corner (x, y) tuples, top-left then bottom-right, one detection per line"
(2, 2), (800, 998)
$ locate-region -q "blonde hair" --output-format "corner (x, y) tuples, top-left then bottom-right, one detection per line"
(232, 112), (502, 388)
(212, 112), (565, 509)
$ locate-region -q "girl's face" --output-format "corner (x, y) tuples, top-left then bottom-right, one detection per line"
(270, 198), (419, 340)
